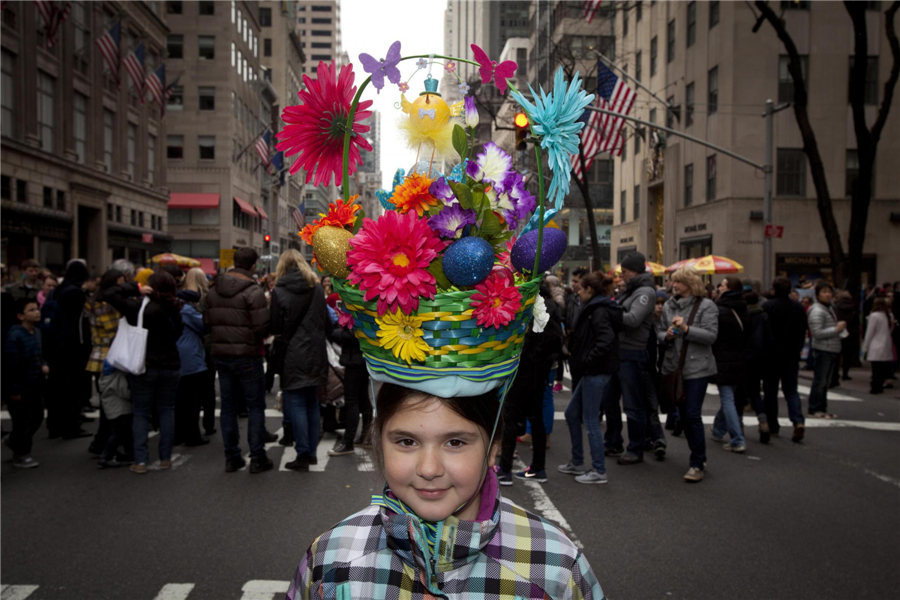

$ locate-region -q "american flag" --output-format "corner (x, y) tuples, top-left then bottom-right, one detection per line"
(145, 63), (165, 112)
(34, 0), (71, 47)
(254, 130), (272, 166)
(582, 0), (603, 23)
(123, 42), (146, 101)
(291, 203), (306, 231)
(572, 60), (635, 178)
(95, 20), (121, 81)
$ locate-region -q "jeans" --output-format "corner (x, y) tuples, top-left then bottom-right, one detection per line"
(128, 368), (180, 465)
(284, 386), (320, 458)
(713, 385), (745, 447)
(526, 367), (556, 437)
(809, 349), (839, 414)
(738, 363), (767, 423)
(603, 349), (648, 456)
(762, 361), (805, 431)
(682, 377), (708, 469)
(564, 374), (610, 474)
(341, 366), (372, 445)
(216, 356), (268, 461)
(6, 391), (44, 456)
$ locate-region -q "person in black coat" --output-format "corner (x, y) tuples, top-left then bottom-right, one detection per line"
(270, 250), (330, 472)
(103, 271), (184, 473)
(737, 291), (773, 443)
(327, 297), (371, 457)
(497, 282), (564, 484)
(561, 272), (623, 484)
(710, 278), (750, 452)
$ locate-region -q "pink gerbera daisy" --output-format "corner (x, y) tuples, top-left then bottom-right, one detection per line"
(347, 211), (447, 316)
(276, 61), (373, 187)
(470, 270), (522, 329)
(337, 310), (355, 329)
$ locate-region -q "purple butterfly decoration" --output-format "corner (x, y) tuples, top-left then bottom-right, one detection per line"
(471, 44), (517, 94)
(359, 41), (402, 94)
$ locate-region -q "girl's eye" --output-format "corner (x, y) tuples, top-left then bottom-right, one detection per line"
(397, 438), (416, 448)
(446, 439), (466, 448)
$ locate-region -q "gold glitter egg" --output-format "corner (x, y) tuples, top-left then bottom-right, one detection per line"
(312, 226), (353, 279)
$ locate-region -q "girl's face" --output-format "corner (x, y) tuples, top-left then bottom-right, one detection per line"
(382, 398), (497, 522)
(42, 278), (57, 293)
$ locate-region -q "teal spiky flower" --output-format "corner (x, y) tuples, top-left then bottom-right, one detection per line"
(510, 67), (595, 210)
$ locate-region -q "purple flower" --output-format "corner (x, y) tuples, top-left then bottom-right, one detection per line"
(464, 96), (479, 129)
(491, 172), (536, 229)
(429, 177), (455, 203)
(465, 141), (512, 187)
(428, 204), (477, 239)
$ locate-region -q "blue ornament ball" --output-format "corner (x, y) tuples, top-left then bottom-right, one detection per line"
(443, 237), (495, 287)
(511, 228), (568, 274)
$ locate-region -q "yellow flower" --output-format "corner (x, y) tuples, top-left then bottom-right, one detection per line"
(376, 310), (430, 364)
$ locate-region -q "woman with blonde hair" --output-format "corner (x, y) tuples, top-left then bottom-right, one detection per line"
(270, 249), (329, 470)
(658, 268), (719, 483)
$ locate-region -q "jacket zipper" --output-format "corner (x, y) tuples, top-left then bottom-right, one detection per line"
(418, 519), (446, 597)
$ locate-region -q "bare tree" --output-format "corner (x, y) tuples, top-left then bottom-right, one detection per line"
(752, 1), (900, 303)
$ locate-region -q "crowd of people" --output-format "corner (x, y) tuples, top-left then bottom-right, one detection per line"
(1, 251), (897, 484)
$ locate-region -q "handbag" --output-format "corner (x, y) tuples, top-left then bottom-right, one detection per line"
(659, 298), (702, 412)
(106, 297), (150, 376)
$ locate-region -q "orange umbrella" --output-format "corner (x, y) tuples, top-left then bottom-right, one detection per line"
(151, 253), (201, 269)
(609, 261), (667, 276)
(665, 255), (744, 274)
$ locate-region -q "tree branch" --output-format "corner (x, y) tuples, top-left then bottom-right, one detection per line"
(872, 1), (900, 144)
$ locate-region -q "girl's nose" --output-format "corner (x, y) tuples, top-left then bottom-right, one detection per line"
(416, 446), (443, 480)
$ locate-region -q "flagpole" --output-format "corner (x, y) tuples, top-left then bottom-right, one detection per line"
(593, 50), (675, 111)
(234, 127), (270, 163)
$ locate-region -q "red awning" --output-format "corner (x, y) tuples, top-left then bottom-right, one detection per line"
(168, 193), (220, 209)
(233, 196), (257, 216)
(197, 258), (217, 276)
(255, 205), (268, 220)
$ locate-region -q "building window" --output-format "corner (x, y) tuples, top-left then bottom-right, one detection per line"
(778, 55), (808, 103)
(37, 71), (54, 151)
(311, 5), (332, 11)
(1, 175), (9, 200)
(310, 54), (332, 61)
(260, 7), (272, 26)
(147, 135), (156, 185)
(1, 2), (17, 29)
(139, 212), (145, 228)
(650, 108), (657, 124)
(667, 20), (675, 63)
(103, 110), (114, 172)
(237, 9), (242, 33)
(687, 2), (696, 47)
(621, 135), (626, 161)
(167, 135), (184, 159)
(635, 50), (642, 83)
(167, 85), (183, 112)
(264, 38), (272, 57)
(243, 19), (247, 42)
(1, 51), (13, 138)
(620, 190), (626, 224)
(231, 0), (235, 23)
(634, 131), (641, 154)
(666, 96), (676, 129)
(56, 190), (65, 211)
(168, 35), (183, 59)
(706, 155), (717, 202)
(107, 203), (114, 221)
(199, 136), (215, 160)
(777, 148), (807, 196)
(198, 36), (215, 60)
(623, 10), (628, 36)
(131, 209), (137, 226)
(199, 86), (215, 110)
(16, 180), (26, 203)
(158, 216), (164, 231)
(43, 186), (53, 208)
(151, 214), (157, 229)
(310, 30), (330, 36)
(781, 1), (809, 9)
(312, 17), (332, 24)
(237, 50), (242, 76)
(636, 1), (642, 21)
(166, 1), (182, 14)
(116, 205), (122, 222)
(845, 149), (860, 197)
(127, 124), (137, 180)
(685, 82), (694, 126)
(72, 1), (90, 73)
(633, 185), (640, 220)
(73, 93), (87, 164)
(231, 42), (236, 67)
(650, 36), (657, 76)
(707, 66), (718, 114)
(849, 56), (879, 106)
(199, 1), (215, 15)
(709, 0), (719, 27)
(685, 164), (694, 207)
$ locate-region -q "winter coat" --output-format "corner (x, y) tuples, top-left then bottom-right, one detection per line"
(744, 303), (771, 365)
(617, 272), (657, 351)
(102, 283), (184, 371)
(862, 311), (895, 362)
(270, 271), (329, 391)
(808, 301), (842, 354)
(711, 291), (750, 386)
(177, 303), (208, 376)
(568, 294), (623, 376)
(328, 324), (365, 368)
(84, 300), (121, 373)
(4, 280), (39, 303)
(285, 479), (604, 600)
(520, 296), (565, 371)
(205, 269), (269, 357)
(53, 280), (92, 366)
(659, 295), (719, 380)
(762, 296), (807, 365)
(564, 292), (582, 333)
(99, 364), (132, 420)
(3, 325), (45, 395)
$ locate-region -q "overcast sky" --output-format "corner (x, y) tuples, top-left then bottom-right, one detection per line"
(341, 0), (448, 189)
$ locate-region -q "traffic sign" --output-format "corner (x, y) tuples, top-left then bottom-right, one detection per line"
(764, 224), (784, 238)
(219, 248), (236, 269)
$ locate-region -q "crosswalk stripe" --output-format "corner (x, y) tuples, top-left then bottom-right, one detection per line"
(240, 579), (290, 600)
(356, 448), (374, 472)
(703, 385), (860, 402)
(0, 585), (39, 600)
(147, 453), (190, 471)
(152, 583), (195, 600)
(551, 411), (900, 431)
(278, 446), (298, 471)
(310, 437), (331, 472)
(239, 428), (283, 471)
(511, 458), (583, 550)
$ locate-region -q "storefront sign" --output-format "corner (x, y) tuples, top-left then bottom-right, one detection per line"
(764, 224), (784, 238)
(596, 226), (611, 245)
(684, 223), (707, 233)
(219, 248), (236, 269)
(142, 233), (154, 244)
(619, 236), (634, 244)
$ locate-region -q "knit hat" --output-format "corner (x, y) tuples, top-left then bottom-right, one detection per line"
(656, 289), (669, 302)
(620, 252), (647, 275)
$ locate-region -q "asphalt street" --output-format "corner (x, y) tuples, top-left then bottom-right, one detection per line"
(2, 370), (899, 600)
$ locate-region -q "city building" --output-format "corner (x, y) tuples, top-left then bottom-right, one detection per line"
(356, 111), (384, 221)
(2, 1), (172, 275)
(611, 0), (900, 284)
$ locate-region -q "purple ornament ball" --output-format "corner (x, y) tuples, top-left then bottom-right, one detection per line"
(511, 228), (567, 274)
(443, 236), (495, 287)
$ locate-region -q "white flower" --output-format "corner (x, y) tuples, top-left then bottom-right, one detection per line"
(531, 295), (549, 333)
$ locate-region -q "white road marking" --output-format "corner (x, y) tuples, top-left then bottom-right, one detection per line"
(152, 583), (196, 600)
(512, 459), (583, 550)
(239, 428), (283, 471)
(279, 446), (297, 471)
(240, 579), (290, 600)
(356, 448), (374, 472)
(704, 384), (860, 402)
(864, 469), (900, 489)
(0, 585), (39, 600)
(552, 412), (900, 432)
(309, 438), (331, 472)
(147, 453), (190, 471)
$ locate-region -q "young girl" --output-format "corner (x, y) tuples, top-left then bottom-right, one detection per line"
(286, 382), (604, 599)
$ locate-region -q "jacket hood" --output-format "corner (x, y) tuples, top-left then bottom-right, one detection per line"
(716, 291), (747, 310)
(584, 294), (623, 314)
(626, 272), (655, 293)
(275, 270), (315, 295)
(212, 269), (257, 299)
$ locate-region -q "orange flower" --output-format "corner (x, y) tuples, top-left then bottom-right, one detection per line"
(392, 174), (439, 216)
(300, 195), (361, 245)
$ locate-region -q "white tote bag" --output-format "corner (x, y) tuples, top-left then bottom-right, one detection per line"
(106, 296), (150, 375)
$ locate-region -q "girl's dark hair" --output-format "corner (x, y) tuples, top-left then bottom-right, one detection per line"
(872, 297), (891, 315)
(93, 269), (123, 304)
(370, 382), (502, 476)
(580, 271), (614, 297)
(147, 271), (180, 309)
(160, 264), (185, 285)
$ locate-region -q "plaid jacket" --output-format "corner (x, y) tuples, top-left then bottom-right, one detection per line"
(85, 300), (121, 373)
(286, 492), (604, 600)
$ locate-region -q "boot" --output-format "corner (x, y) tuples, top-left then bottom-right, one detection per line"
(278, 423), (294, 446)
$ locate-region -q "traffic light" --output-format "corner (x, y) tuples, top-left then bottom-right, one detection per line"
(264, 234), (271, 252)
(514, 112), (529, 151)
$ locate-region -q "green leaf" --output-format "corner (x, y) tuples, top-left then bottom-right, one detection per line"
(448, 181), (473, 210)
(427, 257), (452, 291)
(452, 125), (469, 163)
(476, 209), (502, 240)
(352, 209), (366, 234)
(424, 201), (445, 217)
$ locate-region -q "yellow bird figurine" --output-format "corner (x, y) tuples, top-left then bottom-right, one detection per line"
(398, 76), (461, 169)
